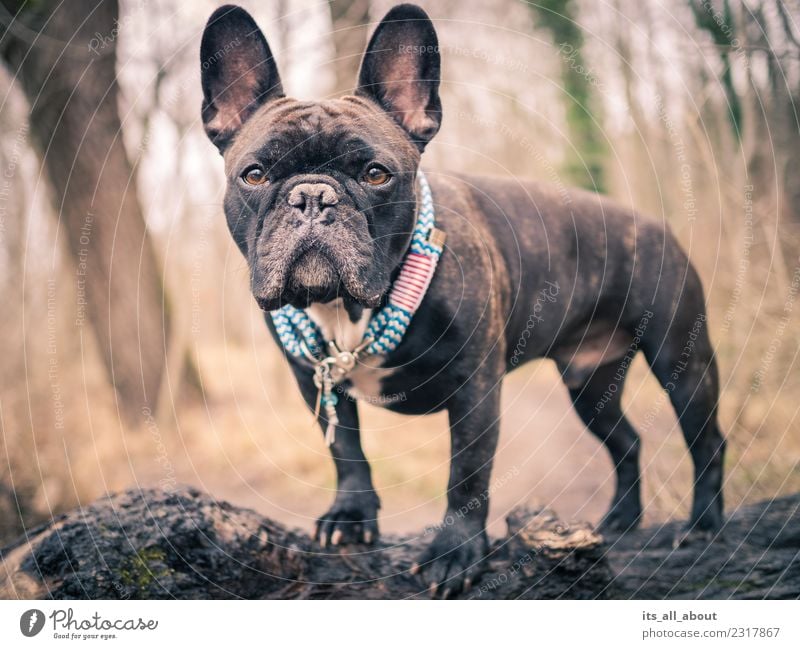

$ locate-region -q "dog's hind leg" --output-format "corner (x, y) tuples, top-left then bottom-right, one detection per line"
(564, 361), (643, 533)
(641, 266), (726, 542)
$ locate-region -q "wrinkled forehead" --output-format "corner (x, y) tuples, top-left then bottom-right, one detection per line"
(225, 96), (419, 175)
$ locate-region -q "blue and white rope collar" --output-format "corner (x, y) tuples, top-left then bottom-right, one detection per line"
(270, 170), (445, 444)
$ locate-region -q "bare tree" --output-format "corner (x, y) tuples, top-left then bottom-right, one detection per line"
(529, 0), (607, 192)
(0, 0), (170, 421)
(329, 0), (371, 94)
(691, 0), (800, 223)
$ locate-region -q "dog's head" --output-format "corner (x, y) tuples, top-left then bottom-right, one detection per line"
(200, 3), (441, 314)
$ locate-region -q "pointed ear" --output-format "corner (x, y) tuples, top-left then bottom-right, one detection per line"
(200, 5), (283, 152)
(355, 4), (441, 151)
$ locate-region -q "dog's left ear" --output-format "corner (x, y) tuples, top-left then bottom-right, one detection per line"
(355, 4), (441, 151)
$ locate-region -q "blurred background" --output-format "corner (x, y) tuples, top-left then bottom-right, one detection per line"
(0, 0), (798, 545)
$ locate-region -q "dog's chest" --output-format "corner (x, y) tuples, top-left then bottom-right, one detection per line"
(305, 300), (394, 403)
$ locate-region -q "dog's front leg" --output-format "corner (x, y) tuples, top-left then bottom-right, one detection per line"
(291, 367), (380, 547)
(412, 377), (501, 598)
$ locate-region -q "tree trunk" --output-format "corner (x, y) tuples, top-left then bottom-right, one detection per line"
(0, 0), (169, 420)
(329, 0), (371, 95)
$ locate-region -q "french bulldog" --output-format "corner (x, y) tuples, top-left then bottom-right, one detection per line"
(200, 3), (725, 596)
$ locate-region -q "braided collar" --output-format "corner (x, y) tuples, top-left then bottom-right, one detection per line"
(270, 170), (445, 444)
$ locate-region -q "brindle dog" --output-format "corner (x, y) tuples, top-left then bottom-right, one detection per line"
(200, 3), (725, 597)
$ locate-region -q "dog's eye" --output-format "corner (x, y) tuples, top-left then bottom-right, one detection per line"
(241, 166), (268, 186)
(363, 165), (392, 186)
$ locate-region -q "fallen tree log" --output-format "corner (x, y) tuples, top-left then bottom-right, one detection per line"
(607, 493), (800, 599)
(1, 486), (798, 599)
(0, 486), (610, 599)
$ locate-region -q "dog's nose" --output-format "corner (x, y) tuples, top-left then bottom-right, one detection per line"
(287, 182), (338, 221)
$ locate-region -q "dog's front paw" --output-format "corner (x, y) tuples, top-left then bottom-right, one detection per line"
(672, 507), (724, 548)
(597, 502), (642, 534)
(315, 490), (380, 547)
(672, 522), (723, 549)
(410, 519), (488, 598)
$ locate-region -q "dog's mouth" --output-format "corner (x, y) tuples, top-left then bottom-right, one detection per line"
(252, 237), (388, 311)
(282, 249), (342, 306)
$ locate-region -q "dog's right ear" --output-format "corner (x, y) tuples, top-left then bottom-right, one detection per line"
(200, 5), (283, 153)
(356, 4), (441, 151)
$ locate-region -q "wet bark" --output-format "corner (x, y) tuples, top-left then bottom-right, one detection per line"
(0, 486), (611, 599)
(1, 486), (797, 599)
